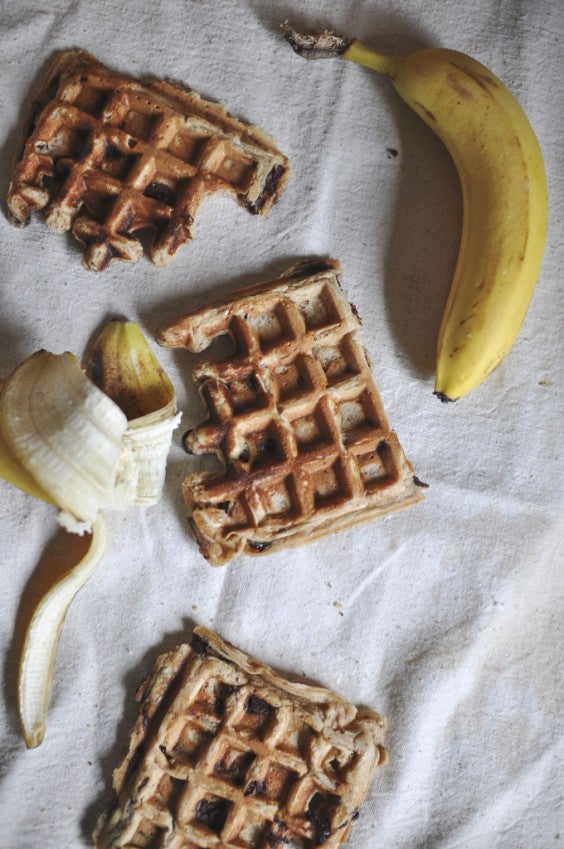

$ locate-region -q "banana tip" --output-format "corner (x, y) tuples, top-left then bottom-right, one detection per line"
(433, 391), (457, 403)
(22, 725), (44, 748)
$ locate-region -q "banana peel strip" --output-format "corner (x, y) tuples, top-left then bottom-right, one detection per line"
(87, 321), (181, 506)
(18, 517), (108, 748)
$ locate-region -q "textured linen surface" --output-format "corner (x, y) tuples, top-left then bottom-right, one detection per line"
(0, 1), (562, 847)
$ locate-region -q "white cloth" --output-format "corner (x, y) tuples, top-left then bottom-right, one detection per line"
(1, 1), (562, 847)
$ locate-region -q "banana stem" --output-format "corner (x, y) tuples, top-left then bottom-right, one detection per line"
(281, 22), (351, 59)
(282, 22), (400, 77)
(344, 40), (400, 76)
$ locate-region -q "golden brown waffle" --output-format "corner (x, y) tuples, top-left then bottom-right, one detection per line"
(158, 259), (426, 565)
(7, 50), (289, 271)
(93, 626), (388, 849)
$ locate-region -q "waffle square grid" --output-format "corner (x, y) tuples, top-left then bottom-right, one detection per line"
(7, 50), (289, 270)
(158, 260), (425, 565)
(93, 627), (388, 849)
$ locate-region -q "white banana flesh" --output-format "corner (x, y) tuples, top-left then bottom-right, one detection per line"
(283, 26), (548, 401)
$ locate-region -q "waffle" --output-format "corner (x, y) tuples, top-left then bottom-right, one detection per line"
(93, 626), (388, 849)
(7, 50), (289, 271)
(157, 259), (426, 565)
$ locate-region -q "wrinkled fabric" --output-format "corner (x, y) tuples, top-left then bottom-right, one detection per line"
(0, 1), (562, 847)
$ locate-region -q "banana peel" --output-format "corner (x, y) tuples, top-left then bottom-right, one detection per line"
(0, 322), (180, 528)
(87, 321), (181, 506)
(0, 378), (54, 503)
(87, 320), (176, 419)
(1, 350), (128, 533)
(17, 519), (107, 748)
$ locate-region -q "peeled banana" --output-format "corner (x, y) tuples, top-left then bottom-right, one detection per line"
(283, 24), (548, 401)
(0, 322), (180, 746)
(0, 322), (180, 530)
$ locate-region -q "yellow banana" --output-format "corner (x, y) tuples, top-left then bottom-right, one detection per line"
(283, 25), (548, 401)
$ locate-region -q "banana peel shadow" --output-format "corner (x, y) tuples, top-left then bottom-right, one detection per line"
(382, 92), (462, 380)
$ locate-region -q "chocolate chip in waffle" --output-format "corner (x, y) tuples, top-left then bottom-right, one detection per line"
(158, 259), (426, 565)
(7, 50), (289, 271)
(93, 626), (387, 849)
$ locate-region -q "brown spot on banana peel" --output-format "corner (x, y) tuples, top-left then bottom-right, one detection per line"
(458, 315), (476, 326)
(448, 61), (500, 92)
(413, 101), (437, 122)
(87, 347), (104, 388)
(445, 74), (473, 101)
